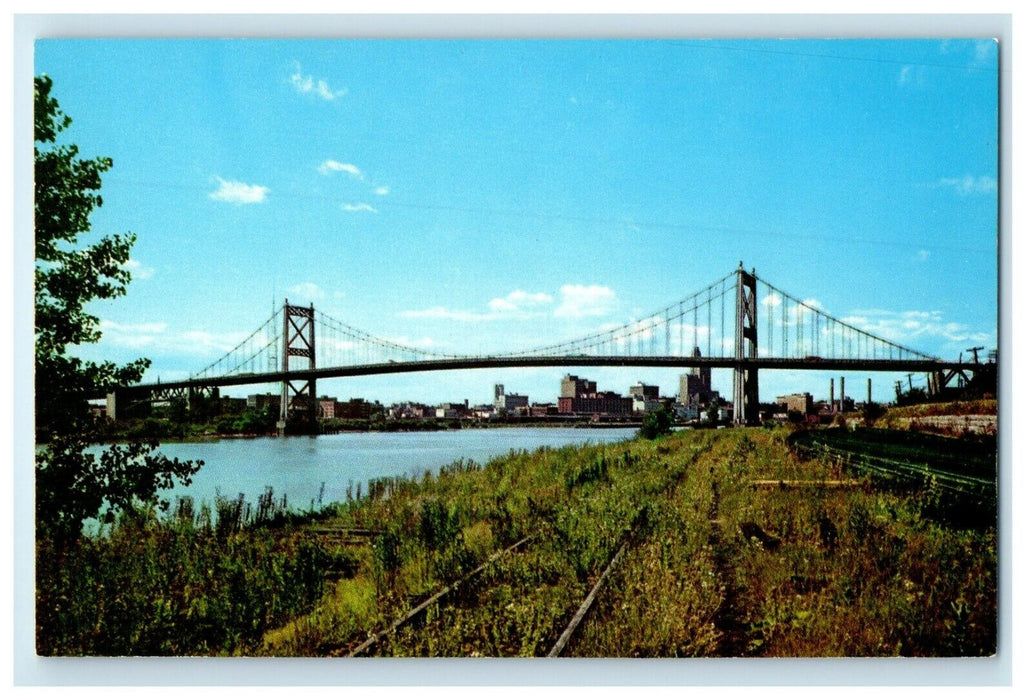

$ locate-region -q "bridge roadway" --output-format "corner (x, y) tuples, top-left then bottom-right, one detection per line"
(109, 355), (985, 396)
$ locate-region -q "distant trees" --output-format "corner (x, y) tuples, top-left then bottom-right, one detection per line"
(861, 401), (887, 426)
(34, 75), (200, 542)
(895, 387), (930, 407)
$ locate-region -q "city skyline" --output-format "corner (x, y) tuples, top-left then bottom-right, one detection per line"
(30, 36), (999, 406)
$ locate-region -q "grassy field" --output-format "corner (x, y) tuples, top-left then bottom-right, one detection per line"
(37, 425), (997, 657)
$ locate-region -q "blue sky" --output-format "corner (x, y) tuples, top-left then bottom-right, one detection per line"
(33, 37), (1000, 406)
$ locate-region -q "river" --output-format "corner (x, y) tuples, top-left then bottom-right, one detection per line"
(146, 427), (639, 511)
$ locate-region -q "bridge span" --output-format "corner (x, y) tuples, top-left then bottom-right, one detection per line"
(101, 264), (994, 428)
(103, 355), (986, 427)
(118, 355), (983, 394)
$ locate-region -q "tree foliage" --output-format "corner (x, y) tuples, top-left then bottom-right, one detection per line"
(895, 387), (930, 408)
(34, 75), (199, 541)
(638, 405), (675, 440)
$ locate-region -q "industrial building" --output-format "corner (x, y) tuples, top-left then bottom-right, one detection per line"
(629, 382), (660, 401)
(561, 374), (597, 398)
(247, 393), (281, 411)
(436, 401), (469, 420)
(776, 392), (813, 416)
(558, 374), (632, 416)
(315, 396), (381, 420)
(494, 384), (529, 413)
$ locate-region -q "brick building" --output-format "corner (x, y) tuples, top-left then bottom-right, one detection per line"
(558, 374), (632, 416)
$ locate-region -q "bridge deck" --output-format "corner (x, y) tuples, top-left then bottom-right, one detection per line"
(109, 356), (988, 395)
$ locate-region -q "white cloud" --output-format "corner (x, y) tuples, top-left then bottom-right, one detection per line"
(916, 249), (931, 262)
(632, 317), (660, 341)
(402, 284), (613, 325)
(898, 65), (912, 85)
(97, 320), (254, 356)
(671, 322), (711, 340)
(841, 309), (993, 346)
(403, 288), (554, 323)
(373, 186), (390, 196)
(777, 298), (825, 325)
(209, 177), (269, 204)
(488, 290), (553, 313)
(290, 64), (346, 101)
(322, 337), (358, 352)
(388, 335), (438, 349)
(934, 175), (997, 196)
(99, 319), (168, 348)
(761, 293), (781, 307)
(288, 282), (326, 300)
(100, 320), (168, 334)
(123, 258), (154, 280)
(342, 203), (377, 213)
(554, 284), (617, 318)
(319, 160), (364, 178)
(180, 330), (254, 355)
(400, 306), (496, 322)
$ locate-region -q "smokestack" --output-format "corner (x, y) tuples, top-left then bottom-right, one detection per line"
(839, 377), (845, 413)
(830, 378), (835, 409)
(867, 378), (872, 405)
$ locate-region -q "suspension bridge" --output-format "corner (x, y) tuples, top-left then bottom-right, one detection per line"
(101, 264), (992, 430)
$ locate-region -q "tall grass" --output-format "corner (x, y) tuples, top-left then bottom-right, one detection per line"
(38, 426), (997, 657)
(36, 492), (353, 656)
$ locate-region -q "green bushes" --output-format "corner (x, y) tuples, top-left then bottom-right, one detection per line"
(36, 497), (343, 656)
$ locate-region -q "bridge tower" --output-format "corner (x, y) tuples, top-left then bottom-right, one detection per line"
(733, 263), (760, 425)
(277, 300), (317, 435)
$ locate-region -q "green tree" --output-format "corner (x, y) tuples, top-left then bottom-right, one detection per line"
(638, 405), (674, 440)
(861, 401), (887, 426)
(895, 387), (929, 407)
(706, 400), (720, 426)
(34, 75), (200, 542)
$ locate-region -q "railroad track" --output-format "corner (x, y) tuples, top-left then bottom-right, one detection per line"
(795, 443), (996, 498)
(329, 443), (710, 658)
(339, 530), (632, 658)
(342, 534), (536, 657)
(304, 525), (385, 546)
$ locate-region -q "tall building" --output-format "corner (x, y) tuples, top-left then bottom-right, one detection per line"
(679, 347), (712, 408)
(494, 384), (528, 413)
(561, 374), (596, 398)
(558, 374), (631, 416)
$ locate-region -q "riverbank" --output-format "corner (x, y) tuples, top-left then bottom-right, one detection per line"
(100, 414), (651, 442)
(38, 425), (997, 657)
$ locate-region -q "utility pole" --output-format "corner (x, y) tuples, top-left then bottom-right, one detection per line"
(966, 346), (985, 364)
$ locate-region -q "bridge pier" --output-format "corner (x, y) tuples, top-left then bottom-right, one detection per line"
(106, 390), (122, 421)
(733, 263), (760, 425)
(278, 300), (319, 435)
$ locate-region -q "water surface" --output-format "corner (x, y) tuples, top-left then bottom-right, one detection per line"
(148, 427), (638, 510)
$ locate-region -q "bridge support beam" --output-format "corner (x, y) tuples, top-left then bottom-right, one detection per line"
(733, 263), (760, 426)
(106, 390), (122, 421)
(106, 387), (151, 421)
(278, 300), (318, 435)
